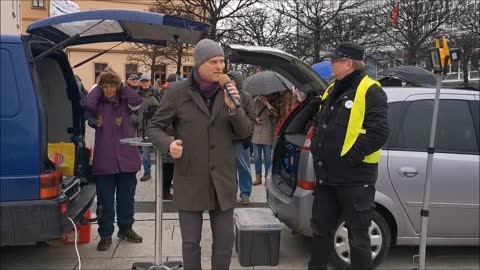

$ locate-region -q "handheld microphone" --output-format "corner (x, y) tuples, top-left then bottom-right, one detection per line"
(219, 74), (241, 108)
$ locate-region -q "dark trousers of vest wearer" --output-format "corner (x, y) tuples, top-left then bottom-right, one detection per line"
(179, 208), (234, 270)
(308, 184), (375, 270)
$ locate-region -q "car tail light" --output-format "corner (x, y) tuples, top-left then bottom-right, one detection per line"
(301, 126), (315, 151)
(275, 103), (301, 137)
(40, 170), (62, 199)
(297, 179), (315, 190)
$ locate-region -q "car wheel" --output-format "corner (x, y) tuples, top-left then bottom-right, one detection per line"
(330, 210), (391, 270)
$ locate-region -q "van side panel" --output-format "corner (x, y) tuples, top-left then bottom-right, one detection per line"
(0, 43), (42, 201)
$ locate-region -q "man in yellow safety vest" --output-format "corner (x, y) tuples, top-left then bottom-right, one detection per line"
(309, 42), (389, 270)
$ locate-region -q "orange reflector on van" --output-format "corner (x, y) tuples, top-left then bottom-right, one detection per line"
(40, 170), (62, 199)
(297, 179), (315, 190)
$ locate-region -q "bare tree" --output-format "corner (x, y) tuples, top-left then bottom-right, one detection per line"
(149, 3), (198, 75)
(449, 0), (480, 88)
(126, 44), (164, 82)
(223, 7), (294, 48)
(366, 0), (469, 65)
(275, 0), (369, 64)
(450, 33), (480, 88)
(456, 0), (480, 37)
(126, 42), (191, 80)
(152, 0), (262, 41)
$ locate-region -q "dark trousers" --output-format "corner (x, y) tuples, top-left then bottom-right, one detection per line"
(308, 184), (375, 270)
(178, 208), (234, 270)
(96, 172), (137, 237)
(163, 162), (173, 193)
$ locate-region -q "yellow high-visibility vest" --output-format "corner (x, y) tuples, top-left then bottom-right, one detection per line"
(320, 75), (381, 164)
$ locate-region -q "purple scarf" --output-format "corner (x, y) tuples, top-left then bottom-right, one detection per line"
(193, 69), (220, 98)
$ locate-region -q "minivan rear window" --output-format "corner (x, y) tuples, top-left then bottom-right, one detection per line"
(53, 20), (123, 37)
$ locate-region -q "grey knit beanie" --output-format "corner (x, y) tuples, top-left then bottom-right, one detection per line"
(194, 39), (225, 67)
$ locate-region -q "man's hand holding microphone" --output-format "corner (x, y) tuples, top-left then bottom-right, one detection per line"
(219, 74), (241, 111)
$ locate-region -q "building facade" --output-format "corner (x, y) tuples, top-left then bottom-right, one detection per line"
(20, 0), (196, 90)
(1, 0), (22, 34)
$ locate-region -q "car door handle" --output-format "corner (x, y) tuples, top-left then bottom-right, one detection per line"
(398, 167), (418, 177)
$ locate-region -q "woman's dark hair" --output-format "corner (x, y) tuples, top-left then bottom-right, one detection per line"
(98, 70), (122, 90)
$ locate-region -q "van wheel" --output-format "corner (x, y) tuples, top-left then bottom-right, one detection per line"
(330, 211), (391, 270)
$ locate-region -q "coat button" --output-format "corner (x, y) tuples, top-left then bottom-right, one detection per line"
(210, 166), (215, 171)
(318, 161), (323, 166)
(330, 106), (334, 111)
(210, 145), (215, 150)
(322, 124), (327, 128)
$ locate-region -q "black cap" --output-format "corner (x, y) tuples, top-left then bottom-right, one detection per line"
(325, 42), (365, 60)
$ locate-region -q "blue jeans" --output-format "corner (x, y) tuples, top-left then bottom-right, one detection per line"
(140, 146), (151, 176)
(253, 144), (272, 177)
(96, 172), (137, 237)
(234, 143), (252, 198)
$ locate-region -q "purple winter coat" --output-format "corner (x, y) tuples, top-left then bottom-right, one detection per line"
(82, 85), (143, 175)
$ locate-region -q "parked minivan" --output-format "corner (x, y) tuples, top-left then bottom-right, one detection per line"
(0, 10), (208, 246)
(226, 45), (480, 269)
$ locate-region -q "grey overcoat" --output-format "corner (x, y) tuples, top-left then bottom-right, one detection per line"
(147, 77), (251, 211)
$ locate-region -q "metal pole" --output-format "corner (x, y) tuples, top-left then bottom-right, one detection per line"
(154, 148), (163, 266)
(418, 72), (442, 270)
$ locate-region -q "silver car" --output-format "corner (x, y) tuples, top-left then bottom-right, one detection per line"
(226, 45), (480, 269)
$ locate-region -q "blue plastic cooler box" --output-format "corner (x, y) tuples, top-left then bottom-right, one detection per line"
(233, 208), (282, 267)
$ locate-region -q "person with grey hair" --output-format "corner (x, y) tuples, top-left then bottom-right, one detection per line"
(147, 39), (251, 270)
(309, 42), (389, 270)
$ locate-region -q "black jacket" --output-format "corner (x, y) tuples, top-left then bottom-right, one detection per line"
(310, 70), (389, 185)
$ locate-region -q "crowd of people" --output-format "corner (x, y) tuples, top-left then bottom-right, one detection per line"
(78, 39), (388, 270)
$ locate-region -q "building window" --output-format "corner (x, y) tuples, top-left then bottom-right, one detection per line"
(94, 63), (108, 84)
(125, 64), (138, 82)
(32, 0), (44, 8)
(182, 65), (194, 78)
(154, 64), (167, 84)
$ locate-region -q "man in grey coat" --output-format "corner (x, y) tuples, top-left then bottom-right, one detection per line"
(147, 39), (251, 270)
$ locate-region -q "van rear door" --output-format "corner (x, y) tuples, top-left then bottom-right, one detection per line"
(27, 9), (209, 46)
(225, 45), (326, 96)
(226, 45), (326, 196)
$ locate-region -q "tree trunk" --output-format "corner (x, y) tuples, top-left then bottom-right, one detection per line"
(405, 48), (417, 65)
(462, 59), (469, 88)
(151, 54), (157, 83)
(208, 20), (218, 41)
(176, 44), (183, 75)
(313, 32), (321, 64)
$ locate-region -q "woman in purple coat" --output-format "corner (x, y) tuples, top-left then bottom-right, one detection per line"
(82, 70), (144, 251)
